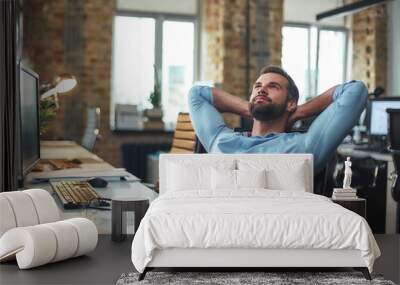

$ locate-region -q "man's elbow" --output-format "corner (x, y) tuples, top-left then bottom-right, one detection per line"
(353, 80), (368, 97)
(188, 85), (210, 107)
(349, 80), (368, 104)
(338, 80), (368, 110)
(188, 85), (201, 102)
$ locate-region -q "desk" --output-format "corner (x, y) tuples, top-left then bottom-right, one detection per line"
(23, 140), (158, 234)
(27, 180), (157, 234)
(39, 140), (113, 170)
(338, 144), (397, 234)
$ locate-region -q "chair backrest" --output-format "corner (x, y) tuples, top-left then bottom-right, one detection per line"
(0, 189), (60, 237)
(387, 109), (400, 203)
(387, 108), (400, 152)
(169, 112), (197, 154)
(81, 107), (100, 151)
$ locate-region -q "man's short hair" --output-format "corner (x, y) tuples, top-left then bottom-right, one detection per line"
(259, 65), (299, 102)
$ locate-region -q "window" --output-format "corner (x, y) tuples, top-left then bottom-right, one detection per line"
(162, 21), (194, 124)
(282, 24), (348, 103)
(111, 14), (196, 128)
(111, 16), (155, 110)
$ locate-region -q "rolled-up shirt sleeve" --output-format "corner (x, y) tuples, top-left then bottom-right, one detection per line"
(302, 80), (368, 172)
(188, 86), (230, 152)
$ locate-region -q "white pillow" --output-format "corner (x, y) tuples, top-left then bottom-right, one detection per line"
(167, 160), (235, 192)
(266, 166), (306, 191)
(211, 168), (267, 190)
(211, 168), (236, 190)
(236, 169), (267, 189)
(238, 159), (308, 192)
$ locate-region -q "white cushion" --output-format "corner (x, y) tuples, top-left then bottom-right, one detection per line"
(266, 166), (306, 191)
(211, 168), (236, 190)
(211, 169), (267, 191)
(42, 221), (79, 262)
(0, 226), (57, 269)
(0, 218), (98, 269)
(166, 160), (235, 192)
(0, 189), (98, 269)
(0, 192), (39, 227)
(238, 159), (309, 192)
(0, 189), (59, 237)
(236, 169), (267, 189)
(24, 189), (60, 223)
(64, 218), (98, 257)
(0, 196), (17, 237)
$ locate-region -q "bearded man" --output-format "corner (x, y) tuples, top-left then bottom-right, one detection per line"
(188, 65), (367, 173)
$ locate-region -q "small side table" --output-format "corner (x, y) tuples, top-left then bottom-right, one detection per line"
(331, 197), (366, 218)
(112, 197), (149, 242)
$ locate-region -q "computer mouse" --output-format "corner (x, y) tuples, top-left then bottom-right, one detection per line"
(70, 158), (82, 164)
(87, 177), (108, 188)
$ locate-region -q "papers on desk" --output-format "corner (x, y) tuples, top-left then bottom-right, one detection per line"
(28, 168), (140, 183)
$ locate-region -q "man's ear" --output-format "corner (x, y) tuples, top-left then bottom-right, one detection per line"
(287, 100), (297, 113)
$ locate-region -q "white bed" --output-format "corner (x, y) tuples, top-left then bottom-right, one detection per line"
(131, 154), (380, 280)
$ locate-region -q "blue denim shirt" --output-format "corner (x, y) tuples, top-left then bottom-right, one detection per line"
(188, 81), (368, 173)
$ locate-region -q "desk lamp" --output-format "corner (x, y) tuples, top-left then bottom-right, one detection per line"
(41, 74), (77, 100)
(39, 74), (77, 134)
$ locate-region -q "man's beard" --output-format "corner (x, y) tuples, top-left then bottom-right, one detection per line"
(249, 101), (287, 121)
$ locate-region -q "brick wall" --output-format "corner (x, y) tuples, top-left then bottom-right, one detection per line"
(202, 0), (283, 127)
(23, 0), (384, 166)
(23, 0), (172, 167)
(351, 3), (387, 91)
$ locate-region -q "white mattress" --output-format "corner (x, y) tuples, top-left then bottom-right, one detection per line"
(131, 190), (380, 273)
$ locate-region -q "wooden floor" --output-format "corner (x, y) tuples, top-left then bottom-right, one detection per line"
(0, 235), (398, 285)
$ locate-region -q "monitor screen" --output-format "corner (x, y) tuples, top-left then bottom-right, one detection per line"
(19, 65), (40, 176)
(369, 98), (400, 136)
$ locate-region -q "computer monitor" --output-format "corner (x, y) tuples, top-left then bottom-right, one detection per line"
(368, 97), (400, 137)
(18, 65), (40, 180)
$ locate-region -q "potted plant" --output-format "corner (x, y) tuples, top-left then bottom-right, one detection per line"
(148, 65), (161, 110)
(144, 66), (164, 129)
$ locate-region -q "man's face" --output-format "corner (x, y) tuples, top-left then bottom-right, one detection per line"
(249, 73), (291, 121)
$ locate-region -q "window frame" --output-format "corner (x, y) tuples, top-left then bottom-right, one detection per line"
(283, 22), (349, 99)
(315, 25), (349, 94)
(110, 9), (200, 128)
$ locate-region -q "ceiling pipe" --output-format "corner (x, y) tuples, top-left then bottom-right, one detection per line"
(316, 0), (389, 21)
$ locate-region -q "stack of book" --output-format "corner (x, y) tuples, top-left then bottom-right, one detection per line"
(144, 108), (164, 130)
(115, 104), (143, 130)
(332, 188), (358, 200)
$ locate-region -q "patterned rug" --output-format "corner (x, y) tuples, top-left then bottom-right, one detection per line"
(116, 271), (396, 285)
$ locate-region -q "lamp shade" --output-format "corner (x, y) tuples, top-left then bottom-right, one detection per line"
(41, 74), (77, 100)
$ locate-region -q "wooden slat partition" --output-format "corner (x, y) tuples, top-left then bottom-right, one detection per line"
(172, 139), (195, 150)
(170, 112), (197, 154)
(174, 130), (196, 140)
(175, 122), (194, 131)
(169, 147), (193, 154)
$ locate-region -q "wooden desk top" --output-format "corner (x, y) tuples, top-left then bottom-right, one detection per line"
(24, 141), (147, 234)
(337, 143), (393, 162)
(38, 140), (113, 170)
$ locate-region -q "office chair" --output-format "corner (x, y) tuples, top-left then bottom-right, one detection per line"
(81, 107), (100, 151)
(387, 108), (400, 233)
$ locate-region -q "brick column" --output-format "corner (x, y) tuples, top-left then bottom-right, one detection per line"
(202, 0), (283, 128)
(351, 3), (387, 91)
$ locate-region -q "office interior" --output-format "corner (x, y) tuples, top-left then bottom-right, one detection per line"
(0, 0), (400, 284)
